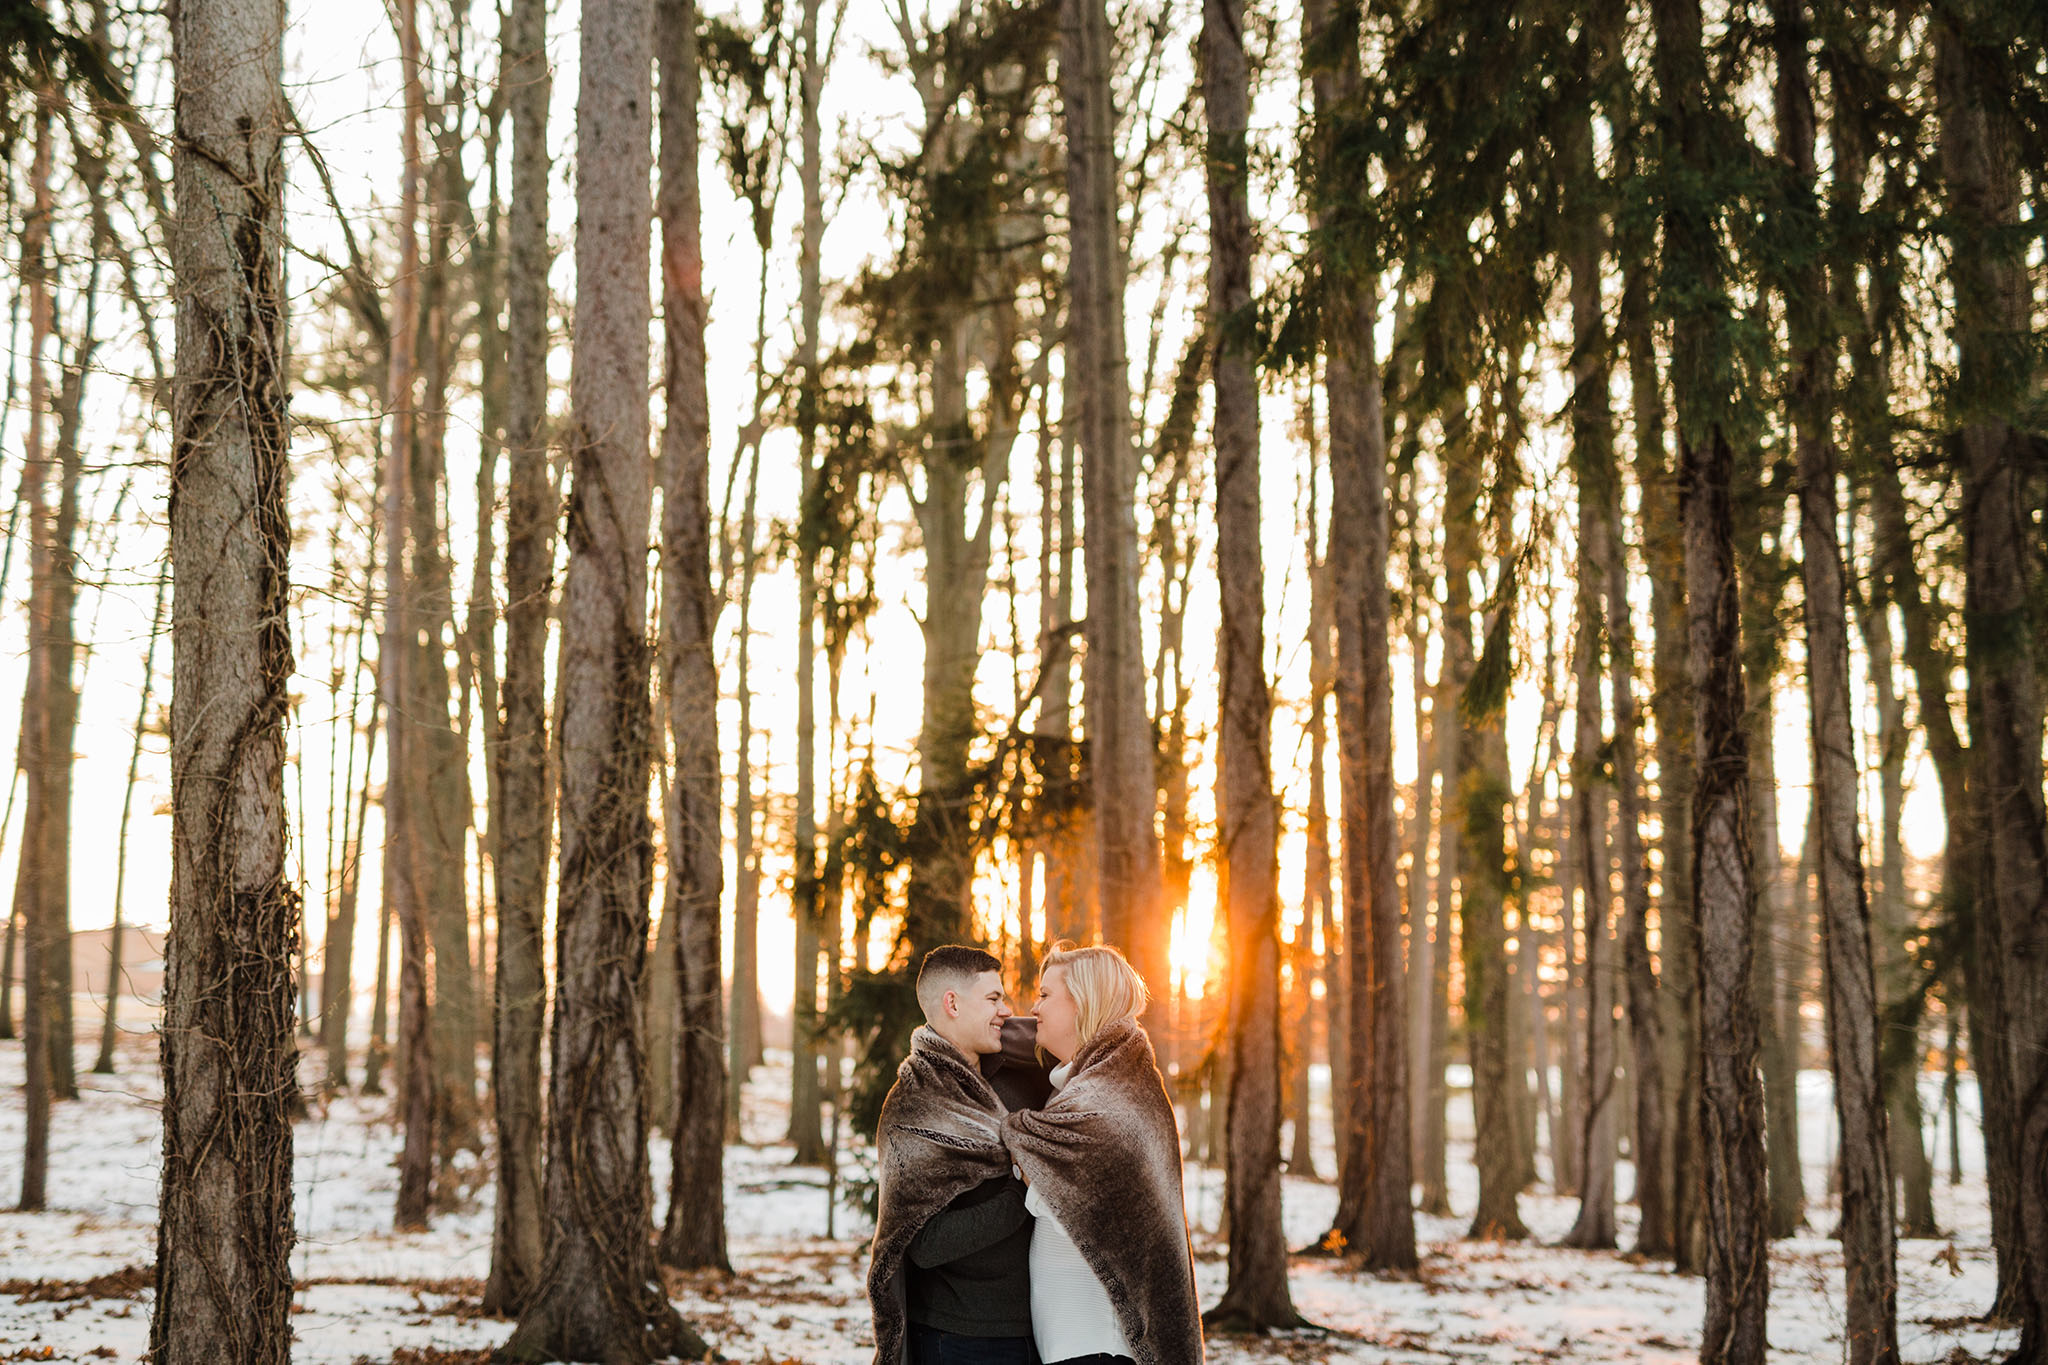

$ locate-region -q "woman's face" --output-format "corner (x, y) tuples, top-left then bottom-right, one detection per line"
(1033, 965), (1082, 1063)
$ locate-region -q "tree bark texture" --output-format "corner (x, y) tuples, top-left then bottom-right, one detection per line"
(908, 382), (994, 948)
(1061, 0), (1162, 994)
(1402, 603), (1433, 1190)
(1832, 84), (1939, 1242)
(776, 0), (826, 1135)
(364, 871), (394, 1094)
(1748, 664), (1804, 1241)
(1442, 410), (1525, 1244)
(33, 118), (89, 1111)
(1418, 473), (1464, 1220)
(1937, 17), (2048, 1353)
(1776, 5), (1896, 1356)
(382, 0), (435, 1232)
(410, 185), (481, 1157)
(1460, 712), (1527, 1243)
(154, 0), (296, 1356)
(1620, 232), (1697, 1267)
(1306, 0), (1415, 1271)
(1606, 470), (1666, 1255)
(1204, 0), (1296, 1324)
(500, 0), (704, 1356)
(1652, 0), (1769, 1355)
(15, 90), (56, 1209)
(1688, 418), (1771, 1365)
(322, 665), (378, 1096)
(1038, 403), (1083, 952)
(482, 0), (553, 1313)
(1563, 80), (1618, 1247)
(657, 0), (730, 1272)
(1593, 162), (1668, 1253)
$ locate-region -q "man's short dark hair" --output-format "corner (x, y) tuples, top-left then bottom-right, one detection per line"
(916, 944), (1002, 1017)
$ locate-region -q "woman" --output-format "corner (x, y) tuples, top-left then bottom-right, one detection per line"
(1003, 944), (1203, 1365)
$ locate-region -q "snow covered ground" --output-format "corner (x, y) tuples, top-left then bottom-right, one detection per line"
(0, 1031), (2012, 1363)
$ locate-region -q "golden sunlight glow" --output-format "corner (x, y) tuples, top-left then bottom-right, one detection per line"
(1168, 863), (1220, 1000)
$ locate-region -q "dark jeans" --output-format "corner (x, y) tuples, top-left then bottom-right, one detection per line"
(1043, 1356), (1133, 1365)
(908, 1324), (1039, 1365)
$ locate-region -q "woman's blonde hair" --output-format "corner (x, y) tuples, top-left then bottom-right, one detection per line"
(1040, 942), (1150, 1050)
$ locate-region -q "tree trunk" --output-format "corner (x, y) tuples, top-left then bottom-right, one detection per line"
(1417, 591), (1460, 1219)
(1036, 350), (1086, 956)
(1873, 460), (1976, 1238)
(500, 0), (706, 1353)
(899, 340), (1024, 1039)
(1859, 570), (1937, 1239)
(0, 221), (27, 1053)
(1461, 709), (1528, 1243)
(1833, 85), (1938, 1243)
(1286, 446), (1318, 1178)
(778, 0), (826, 1144)
(481, 0), (553, 1311)
(322, 649), (378, 1097)
(26, 161), (93, 1118)
(466, 107), (508, 1018)
(1204, 0), (1297, 1324)
(0, 784), (16, 1043)
(1652, 1), (1770, 1353)
(1304, 0), (1415, 1272)
(1603, 383), (1667, 1259)
(36, 108), (108, 1106)
(724, 451), (784, 1156)
(1750, 686), (1804, 1239)
(97, 566), (167, 1072)
(1401, 579), (1432, 1193)
(1617, 216), (1698, 1268)
(16, 90), (57, 1205)
(1293, 442), (1330, 1181)
(1936, 18), (2048, 1350)
(1510, 594), (1563, 1193)
(657, 0), (730, 1271)
(1562, 80), (1618, 1246)
(1036, 378), (1080, 956)
(0, 264), (21, 1049)
(1285, 901), (1317, 1177)
(1146, 333), (1202, 1080)
(1062, 0), (1162, 995)
(1399, 435), (1432, 1185)
(1437, 390), (1525, 1244)
(412, 145), (480, 1159)
(1685, 414), (1771, 1363)
(153, 0), (296, 1352)
(645, 881), (677, 1138)
(382, 0), (434, 1231)
(1867, 446), (1972, 1250)
(1775, 6), (1897, 1355)
(363, 863), (394, 1095)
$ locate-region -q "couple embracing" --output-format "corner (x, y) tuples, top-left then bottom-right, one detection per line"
(866, 944), (1203, 1365)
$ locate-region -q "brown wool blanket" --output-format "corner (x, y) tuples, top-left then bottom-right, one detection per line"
(867, 1026), (1014, 1365)
(1003, 1017), (1203, 1365)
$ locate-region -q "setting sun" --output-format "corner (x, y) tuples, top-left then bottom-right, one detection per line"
(1168, 866), (1220, 1001)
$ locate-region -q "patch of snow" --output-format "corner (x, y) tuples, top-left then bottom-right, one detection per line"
(0, 1037), (2009, 1364)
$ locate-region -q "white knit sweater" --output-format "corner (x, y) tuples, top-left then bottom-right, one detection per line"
(1024, 1062), (1134, 1363)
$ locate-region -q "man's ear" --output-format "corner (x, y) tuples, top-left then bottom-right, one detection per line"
(942, 988), (959, 1018)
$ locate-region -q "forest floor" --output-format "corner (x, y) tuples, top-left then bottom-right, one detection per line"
(0, 1027), (2012, 1363)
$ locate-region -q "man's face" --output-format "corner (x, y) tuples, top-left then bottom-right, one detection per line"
(946, 970), (1012, 1055)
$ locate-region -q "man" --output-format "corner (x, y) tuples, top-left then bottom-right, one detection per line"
(867, 945), (1043, 1365)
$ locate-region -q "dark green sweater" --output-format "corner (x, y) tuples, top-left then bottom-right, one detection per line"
(905, 1174), (1033, 1338)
